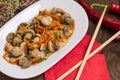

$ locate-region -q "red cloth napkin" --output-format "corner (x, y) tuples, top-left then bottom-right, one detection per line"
(44, 34), (110, 80)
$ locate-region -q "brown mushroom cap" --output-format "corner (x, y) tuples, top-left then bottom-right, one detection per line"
(16, 23), (29, 37)
(6, 32), (16, 43)
(23, 29), (35, 42)
(61, 13), (72, 25)
(23, 33), (33, 42)
(30, 49), (45, 58)
(63, 26), (72, 36)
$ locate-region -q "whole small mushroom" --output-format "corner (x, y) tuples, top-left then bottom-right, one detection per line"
(30, 49), (45, 58)
(61, 13), (73, 25)
(63, 26), (73, 36)
(6, 32), (16, 43)
(13, 37), (22, 46)
(11, 47), (22, 57)
(62, 13), (71, 18)
(23, 29), (35, 42)
(48, 40), (57, 52)
(40, 16), (53, 26)
(16, 23), (29, 37)
(18, 56), (32, 68)
(54, 40), (68, 49)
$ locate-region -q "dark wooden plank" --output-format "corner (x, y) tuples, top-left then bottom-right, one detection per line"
(79, 0), (120, 80)
(0, 0), (120, 80)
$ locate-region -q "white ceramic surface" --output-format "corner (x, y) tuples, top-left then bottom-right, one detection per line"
(0, 0), (88, 79)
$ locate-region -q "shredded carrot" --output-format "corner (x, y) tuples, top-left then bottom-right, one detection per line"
(31, 57), (40, 62)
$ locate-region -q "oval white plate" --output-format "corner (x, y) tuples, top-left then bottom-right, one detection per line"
(0, 0), (88, 79)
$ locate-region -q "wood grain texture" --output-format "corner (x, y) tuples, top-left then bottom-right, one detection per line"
(0, 0), (120, 80)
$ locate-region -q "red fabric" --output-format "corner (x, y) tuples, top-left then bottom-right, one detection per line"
(44, 34), (110, 80)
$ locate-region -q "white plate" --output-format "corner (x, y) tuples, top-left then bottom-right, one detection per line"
(0, 0), (88, 79)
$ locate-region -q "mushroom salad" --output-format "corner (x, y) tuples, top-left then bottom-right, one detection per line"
(3, 7), (75, 68)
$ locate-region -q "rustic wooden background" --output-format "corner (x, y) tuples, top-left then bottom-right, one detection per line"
(0, 0), (120, 80)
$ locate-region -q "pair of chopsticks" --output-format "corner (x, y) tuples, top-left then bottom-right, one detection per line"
(57, 6), (120, 80)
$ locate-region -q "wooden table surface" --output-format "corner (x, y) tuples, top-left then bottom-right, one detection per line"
(0, 0), (120, 80)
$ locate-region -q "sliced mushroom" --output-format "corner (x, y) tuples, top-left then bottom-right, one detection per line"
(30, 49), (45, 58)
(26, 29), (35, 36)
(6, 32), (16, 43)
(51, 8), (64, 15)
(29, 44), (39, 50)
(63, 26), (72, 37)
(5, 42), (13, 53)
(23, 33), (33, 42)
(64, 18), (73, 25)
(55, 39), (68, 49)
(13, 37), (22, 46)
(48, 40), (57, 52)
(61, 13), (73, 25)
(16, 23), (29, 37)
(40, 16), (53, 26)
(18, 56), (32, 68)
(23, 29), (35, 42)
(20, 42), (27, 54)
(11, 47), (22, 57)
(62, 13), (71, 18)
